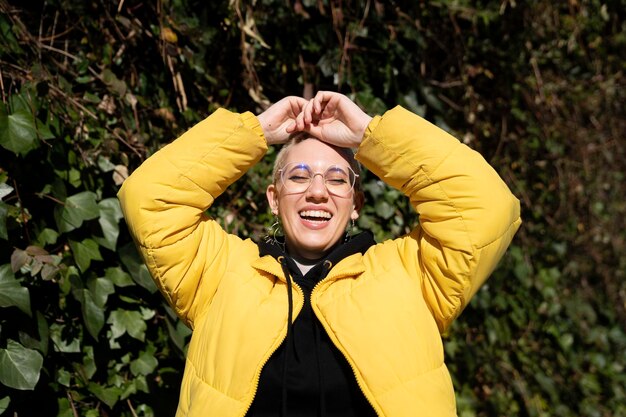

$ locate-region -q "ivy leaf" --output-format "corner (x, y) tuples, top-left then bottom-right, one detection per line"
(87, 382), (121, 408)
(0, 106), (40, 156)
(105, 267), (135, 288)
(0, 396), (9, 413)
(107, 309), (147, 342)
(130, 350), (158, 376)
(95, 198), (123, 251)
(35, 228), (59, 246)
(119, 242), (157, 293)
(80, 346), (97, 380)
(49, 323), (80, 353)
(19, 311), (49, 356)
(375, 200), (395, 219)
(0, 339), (43, 390)
(88, 276), (115, 308)
(166, 314), (191, 354)
(0, 264), (31, 316)
(0, 183), (13, 200)
(69, 239), (103, 272)
(10, 248), (29, 272)
(73, 288), (104, 339)
(54, 191), (99, 233)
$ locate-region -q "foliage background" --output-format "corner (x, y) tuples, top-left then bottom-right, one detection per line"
(0, 0), (624, 416)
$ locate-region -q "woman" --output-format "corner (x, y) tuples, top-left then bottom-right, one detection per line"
(118, 91), (521, 417)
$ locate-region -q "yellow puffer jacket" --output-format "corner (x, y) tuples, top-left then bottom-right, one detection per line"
(118, 106), (521, 417)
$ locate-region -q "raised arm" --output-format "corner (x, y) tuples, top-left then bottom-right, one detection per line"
(118, 97), (306, 327)
(357, 105), (521, 332)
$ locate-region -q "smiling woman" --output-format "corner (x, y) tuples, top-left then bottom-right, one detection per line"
(118, 91), (521, 417)
(266, 138), (362, 260)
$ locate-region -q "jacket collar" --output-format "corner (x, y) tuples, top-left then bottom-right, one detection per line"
(252, 232), (376, 282)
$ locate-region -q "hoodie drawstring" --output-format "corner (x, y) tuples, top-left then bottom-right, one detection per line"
(278, 256), (293, 417)
(316, 260), (332, 417)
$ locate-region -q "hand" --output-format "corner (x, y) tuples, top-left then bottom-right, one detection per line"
(292, 91), (373, 148)
(257, 96), (309, 145)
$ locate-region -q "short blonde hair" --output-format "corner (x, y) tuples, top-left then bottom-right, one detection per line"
(272, 133), (362, 194)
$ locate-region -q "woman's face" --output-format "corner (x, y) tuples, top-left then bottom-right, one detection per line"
(266, 139), (362, 260)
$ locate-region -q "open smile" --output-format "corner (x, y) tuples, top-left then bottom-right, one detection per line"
(299, 210), (333, 225)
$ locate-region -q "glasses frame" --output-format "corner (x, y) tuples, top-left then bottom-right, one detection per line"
(277, 162), (359, 197)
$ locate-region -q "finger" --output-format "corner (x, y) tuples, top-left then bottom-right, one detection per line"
(321, 95), (340, 119)
(295, 109), (306, 131)
(303, 99), (315, 124)
(286, 120), (297, 133)
(289, 96), (308, 116)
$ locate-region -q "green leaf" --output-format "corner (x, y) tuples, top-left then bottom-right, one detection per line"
(69, 239), (103, 272)
(87, 382), (121, 408)
(57, 369), (71, 387)
(19, 311), (49, 355)
(107, 309), (147, 342)
(0, 339), (43, 390)
(0, 396), (10, 413)
(0, 105), (40, 156)
(130, 350), (158, 376)
(102, 69), (127, 96)
(57, 397), (74, 417)
(375, 200), (395, 219)
(35, 228), (59, 246)
(119, 242), (157, 293)
(73, 288), (105, 339)
(88, 276), (115, 308)
(97, 155), (116, 172)
(0, 264), (31, 316)
(95, 198), (123, 251)
(0, 183), (13, 200)
(54, 191), (99, 233)
(49, 323), (80, 353)
(166, 315), (191, 354)
(80, 346), (97, 380)
(105, 267), (135, 287)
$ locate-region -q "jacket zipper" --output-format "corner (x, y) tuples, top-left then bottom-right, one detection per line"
(240, 270), (304, 417)
(310, 271), (384, 417)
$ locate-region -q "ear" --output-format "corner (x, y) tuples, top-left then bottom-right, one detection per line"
(351, 191), (364, 221)
(266, 184), (279, 215)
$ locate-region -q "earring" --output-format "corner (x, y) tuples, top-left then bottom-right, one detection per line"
(265, 215), (285, 249)
(344, 218), (356, 242)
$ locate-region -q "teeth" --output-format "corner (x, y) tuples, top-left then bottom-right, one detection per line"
(299, 210), (332, 219)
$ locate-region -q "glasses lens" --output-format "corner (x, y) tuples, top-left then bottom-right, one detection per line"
(280, 163), (356, 196)
(324, 166), (353, 196)
(282, 163), (313, 194)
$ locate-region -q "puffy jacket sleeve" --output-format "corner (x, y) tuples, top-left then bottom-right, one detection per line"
(117, 108), (267, 328)
(356, 106), (521, 332)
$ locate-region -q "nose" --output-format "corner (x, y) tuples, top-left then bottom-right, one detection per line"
(305, 173), (329, 200)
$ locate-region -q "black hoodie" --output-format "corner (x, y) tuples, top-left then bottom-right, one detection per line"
(246, 232), (378, 417)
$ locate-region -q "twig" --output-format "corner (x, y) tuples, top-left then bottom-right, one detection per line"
(50, 10), (59, 48)
(66, 391), (79, 417)
(48, 84), (97, 120)
(127, 399), (139, 417)
(38, 23), (77, 42)
(529, 56), (545, 103)
(39, 43), (79, 61)
(109, 128), (143, 158)
(37, 192), (66, 206)
(0, 67), (6, 103)
(437, 93), (464, 112)
(37, 0), (45, 60)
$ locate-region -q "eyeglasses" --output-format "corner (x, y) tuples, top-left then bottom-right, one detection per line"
(277, 162), (358, 197)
